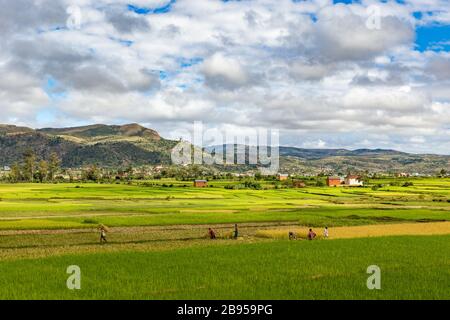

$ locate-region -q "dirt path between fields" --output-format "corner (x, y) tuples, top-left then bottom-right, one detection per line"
(0, 221), (300, 236)
(1, 221), (449, 262)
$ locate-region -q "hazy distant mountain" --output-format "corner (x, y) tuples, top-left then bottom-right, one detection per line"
(279, 147), (407, 159)
(0, 124), (448, 174)
(205, 144), (449, 175)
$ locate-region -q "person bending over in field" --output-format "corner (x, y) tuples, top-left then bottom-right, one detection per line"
(289, 232), (297, 240)
(208, 228), (216, 240)
(99, 224), (108, 244)
(307, 228), (316, 240)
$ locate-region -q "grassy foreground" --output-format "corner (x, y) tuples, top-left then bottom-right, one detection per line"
(0, 235), (449, 300)
(0, 179), (449, 300)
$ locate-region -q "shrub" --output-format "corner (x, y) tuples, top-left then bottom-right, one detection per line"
(372, 184), (383, 191)
(402, 182), (414, 187)
(82, 219), (99, 224)
(316, 180), (325, 187)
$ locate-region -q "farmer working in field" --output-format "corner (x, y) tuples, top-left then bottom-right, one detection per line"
(289, 232), (297, 240)
(208, 228), (216, 240)
(99, 224), (108, 244)
(233, 224), (239, 239)
(307, 228), (317, 240)
(324, 226), (329, 238)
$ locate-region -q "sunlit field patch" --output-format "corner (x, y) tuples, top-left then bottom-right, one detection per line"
(256, 221), (450, 240)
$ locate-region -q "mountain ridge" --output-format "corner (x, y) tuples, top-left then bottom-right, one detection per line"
(0, 123), (448, 174)
(0, 123), (174, 167)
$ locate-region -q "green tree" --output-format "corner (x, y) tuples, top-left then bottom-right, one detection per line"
(316, 180), (325, 187)
(48, 153), (61, 182)
(22, 149), (36, 182)
(37, 160), (49, 183)
(82, 165), (100, 182)
(9, 162), (22, 183)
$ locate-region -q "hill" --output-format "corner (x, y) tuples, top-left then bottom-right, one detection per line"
(206, 144), (449, 175)
(0, 124), (176, 167)
(0, 124), (448, 174)
(38, 123), (160, 140)
(278, 147), (449, 175)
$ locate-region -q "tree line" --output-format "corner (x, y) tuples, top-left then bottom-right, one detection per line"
(9, 149), (61, 183)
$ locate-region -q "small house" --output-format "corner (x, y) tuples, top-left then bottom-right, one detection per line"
(194, 180), (208, 188)
(345, 175), (363, 186)
(277, 173), (289, 181)
(395, 172), (410, 178)
(327, 176), (342, 187)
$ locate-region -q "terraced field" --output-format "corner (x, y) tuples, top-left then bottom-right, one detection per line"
(0, 178), (449, 230)
(0, 178), (449, 299)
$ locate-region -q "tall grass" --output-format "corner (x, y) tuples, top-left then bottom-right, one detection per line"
(0, 235), (448, 300)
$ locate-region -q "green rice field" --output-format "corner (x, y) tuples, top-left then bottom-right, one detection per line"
(0, 178), (449, 299)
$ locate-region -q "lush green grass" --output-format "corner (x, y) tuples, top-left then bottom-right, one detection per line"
(2, 206), (448, 231)
(0, 178), (449, 230)
(0, 178), (449, 300)
(0, 235), (448, 300)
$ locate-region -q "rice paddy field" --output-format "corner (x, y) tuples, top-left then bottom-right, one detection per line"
(0, 177), (449, 300)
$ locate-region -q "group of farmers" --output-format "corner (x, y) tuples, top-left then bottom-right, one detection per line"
(97, 224), (329, 244)
(207, 225), (329, 241)
(207, 224), (239, 240)
(96, 223), (240, 244)
(289, 227), (329, 240)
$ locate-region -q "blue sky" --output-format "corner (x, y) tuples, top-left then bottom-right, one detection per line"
(127, 0), (176, 15)
(1, 0), (449, 154)
(416, 25), (450, 51)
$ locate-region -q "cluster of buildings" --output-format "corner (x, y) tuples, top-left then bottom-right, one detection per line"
(326, 175), (364, 187)
(277, 173), (364, 187)
(0, 166), (11, 177)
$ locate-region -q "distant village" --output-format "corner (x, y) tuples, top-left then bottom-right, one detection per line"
(0, 159), (448, 188)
